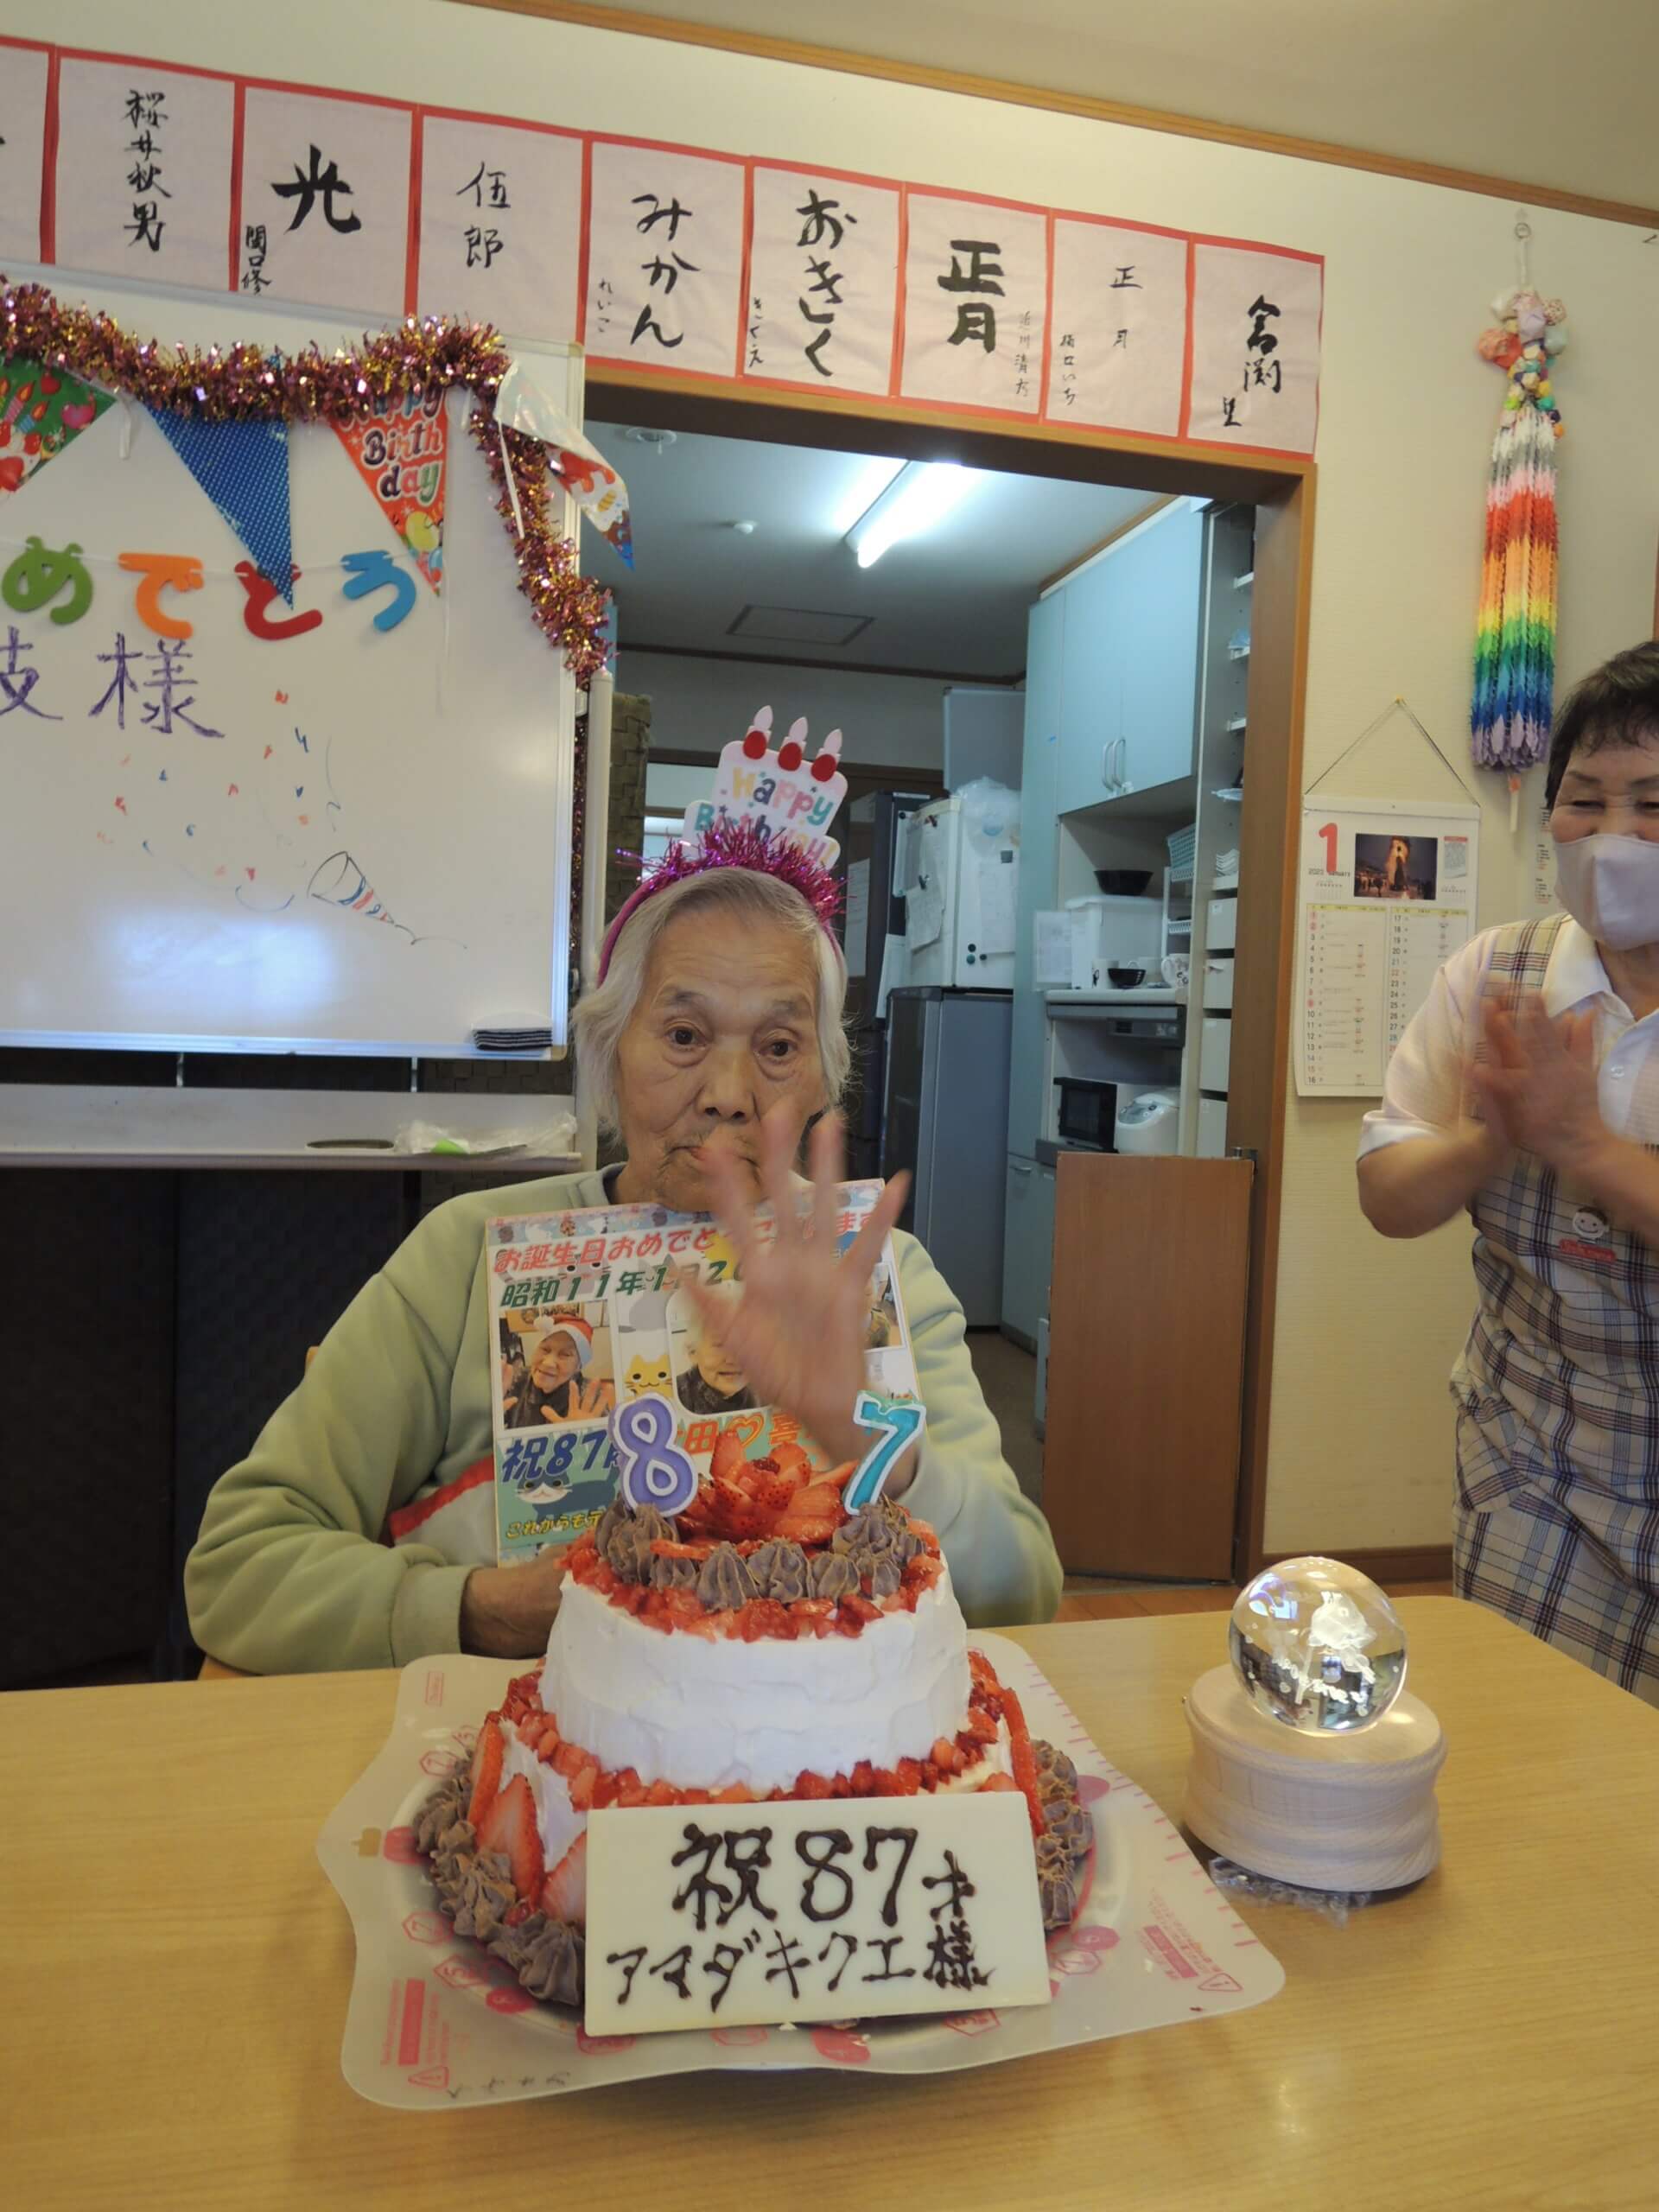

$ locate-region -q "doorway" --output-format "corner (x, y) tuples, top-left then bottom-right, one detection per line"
(586, 372), (1313, 1582)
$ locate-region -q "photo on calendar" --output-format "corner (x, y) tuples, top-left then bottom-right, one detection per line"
(486, 1181), (918, 1565)
(1352, 832), (1440, 903)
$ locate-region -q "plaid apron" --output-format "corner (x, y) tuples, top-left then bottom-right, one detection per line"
(1452, 915), (1659, 1705)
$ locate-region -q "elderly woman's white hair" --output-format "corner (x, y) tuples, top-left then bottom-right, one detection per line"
(573, 868), (850, 1136)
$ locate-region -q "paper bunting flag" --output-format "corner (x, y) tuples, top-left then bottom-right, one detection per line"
(331, 391), (447, 593)
(0, 360), (114, 499)
(550, 439), (632, 568)
(147, 410), (296, 604)
(493, 359), (632, 567)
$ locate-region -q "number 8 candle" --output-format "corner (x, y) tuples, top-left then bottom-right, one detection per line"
(612, 1393), (699, 1517)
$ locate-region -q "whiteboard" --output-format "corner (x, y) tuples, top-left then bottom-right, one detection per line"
(0, 266), (580, 1055)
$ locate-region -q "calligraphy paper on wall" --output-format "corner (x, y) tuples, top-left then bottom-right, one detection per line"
(900, 194), (1047, 417)
(746, 166), (899, 397)
(237, 87), (413, 316)
(54, 56), (235, 296)
(584, 142), (744, 378)
(1187, 243), (1321, 454)
(0, 41), (49, 264)
(1046, 219), (1185, 437)
(416, 115), (583, 344)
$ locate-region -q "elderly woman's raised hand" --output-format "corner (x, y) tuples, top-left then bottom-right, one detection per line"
(679, 1111), (908, 1476)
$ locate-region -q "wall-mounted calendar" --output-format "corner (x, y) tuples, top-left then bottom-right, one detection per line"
(1294, 798), (1480, 1097)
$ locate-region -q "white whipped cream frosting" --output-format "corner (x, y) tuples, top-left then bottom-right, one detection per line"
(537, 1567), (974, 1794)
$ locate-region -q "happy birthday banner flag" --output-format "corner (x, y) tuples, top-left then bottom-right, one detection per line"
(146, 410), (296, 603)
(0, 359), (113, 499)
(331, 391), (447, 593)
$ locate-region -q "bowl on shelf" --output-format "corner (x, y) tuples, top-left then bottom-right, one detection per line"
(1094, 869), (1153, 897)
(1107, 964), (1147, 988)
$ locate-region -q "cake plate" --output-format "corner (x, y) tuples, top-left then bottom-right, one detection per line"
(319, 1637), (1284, 2107)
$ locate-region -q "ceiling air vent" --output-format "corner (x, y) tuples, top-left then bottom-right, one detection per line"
(727, 605), (874, 647)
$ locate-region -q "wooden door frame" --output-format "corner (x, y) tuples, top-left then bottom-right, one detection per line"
(589, 365), (1313, 1580)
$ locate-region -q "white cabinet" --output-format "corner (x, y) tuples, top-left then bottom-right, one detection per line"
(1056, 554), (1123, 815)
(1054, 503), (1204, 815)
(944, 685), (1024, 790)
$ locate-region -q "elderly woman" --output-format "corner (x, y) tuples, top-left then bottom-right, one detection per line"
(503, 1316), (615, 1429)
(1357, 641), (1659, 1705)
(674, 1293), (758, 1417)
(187, 854), (1062, 1672)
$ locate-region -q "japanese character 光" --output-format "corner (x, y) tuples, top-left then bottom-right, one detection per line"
(273, 145), (361, 235)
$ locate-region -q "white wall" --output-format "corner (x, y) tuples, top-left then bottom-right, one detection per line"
(619, 650), (947, 772)
(29, 0), (1659, 1554)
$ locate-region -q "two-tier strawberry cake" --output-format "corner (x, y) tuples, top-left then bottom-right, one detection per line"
(414, 1436), (1091, 2010)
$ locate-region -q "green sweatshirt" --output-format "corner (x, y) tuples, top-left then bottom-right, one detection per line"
(185, 1169), (1062, 1671)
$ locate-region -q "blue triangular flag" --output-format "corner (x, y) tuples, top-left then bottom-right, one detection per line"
(146, 410), (295, 603)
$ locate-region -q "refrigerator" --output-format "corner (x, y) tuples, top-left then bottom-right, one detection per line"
(842, 789), (931, 1181)
(880, 987), (1013, 1327)
(901, 793), (1020, 991)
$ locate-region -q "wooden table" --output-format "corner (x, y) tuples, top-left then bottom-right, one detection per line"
(8, 1599), (1658, 2210)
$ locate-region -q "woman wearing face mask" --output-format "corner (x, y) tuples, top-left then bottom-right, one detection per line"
(1357, 641), (1659, 1706)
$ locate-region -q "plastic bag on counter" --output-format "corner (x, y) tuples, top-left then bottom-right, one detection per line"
(952, 776), (1020, 852)
(393, 1112), (577, 1160)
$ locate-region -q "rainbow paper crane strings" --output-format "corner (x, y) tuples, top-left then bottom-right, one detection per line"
(1471, 283), (1567, 826)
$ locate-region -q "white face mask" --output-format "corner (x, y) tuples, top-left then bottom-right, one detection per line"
(1552, 832), (1659, 950)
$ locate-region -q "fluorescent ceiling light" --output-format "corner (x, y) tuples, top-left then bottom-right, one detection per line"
(845, 461), (981, 568)
(829, 455), (906, 536)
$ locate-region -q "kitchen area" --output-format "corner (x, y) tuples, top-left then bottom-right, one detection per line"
(599, 423), (1262, 1587)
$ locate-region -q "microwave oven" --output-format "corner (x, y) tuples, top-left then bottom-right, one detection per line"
(1053, 1077), (1117, 1151)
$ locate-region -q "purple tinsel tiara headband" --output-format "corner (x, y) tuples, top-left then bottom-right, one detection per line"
(596, 709), (848, 983)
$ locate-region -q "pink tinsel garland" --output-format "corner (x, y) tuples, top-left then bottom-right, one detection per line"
(0, 275), (612, 685)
